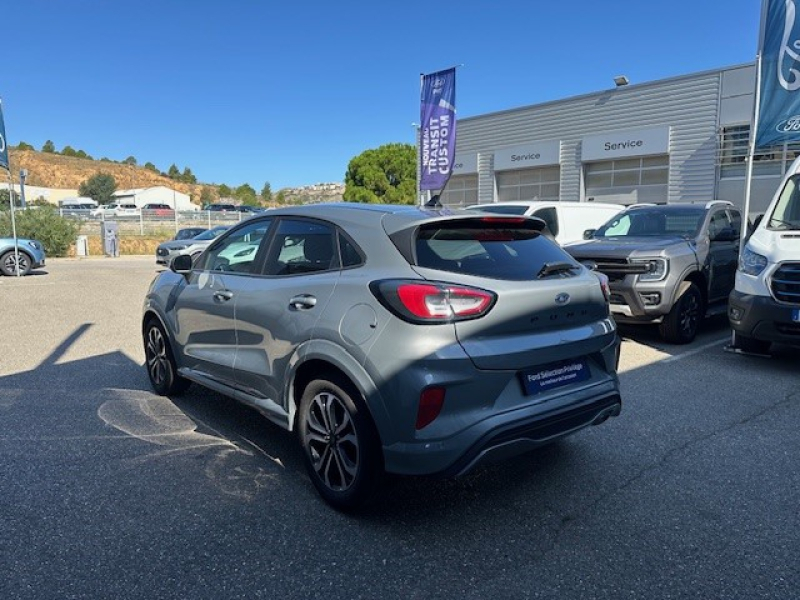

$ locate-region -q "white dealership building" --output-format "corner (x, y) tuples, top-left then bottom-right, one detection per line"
(441, 62), (789, 219)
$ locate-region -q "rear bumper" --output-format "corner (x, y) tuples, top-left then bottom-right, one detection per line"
(437, 390), (621, 477)
(381, 374), (621, 477)
(729, 289), (800, 344)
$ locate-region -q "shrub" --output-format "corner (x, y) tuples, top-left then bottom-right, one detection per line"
(0, 206), (79, 257)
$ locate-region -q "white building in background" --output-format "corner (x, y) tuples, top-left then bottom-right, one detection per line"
(9, 184), (79, 205)
(441, 62), (786, 219)
(112, 186), (196, 210)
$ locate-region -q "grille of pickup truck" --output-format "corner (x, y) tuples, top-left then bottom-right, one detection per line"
(770, 262), (800, 304)
(587, 258), (650, 282)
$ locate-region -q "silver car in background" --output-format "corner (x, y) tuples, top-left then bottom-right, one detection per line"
(155, 225), (229, 266)
(143, 204), (621, 509)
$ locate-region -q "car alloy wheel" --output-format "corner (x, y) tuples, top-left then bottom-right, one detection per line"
(1, 250), (31, 276)
(660, 282), (703, 344)
(143, 319), (190, 396)
(303, 391), (360, 492)
(298, 375), (382, 510)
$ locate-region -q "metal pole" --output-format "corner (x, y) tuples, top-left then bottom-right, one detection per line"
(19, 169), (27, 208)
(6, 168), (20, 276)
(742, 52), (764, 253)
(173, 188), (178, 234)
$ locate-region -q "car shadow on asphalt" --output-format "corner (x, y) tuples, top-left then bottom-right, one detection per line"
(616, 313), (731, 354)
(4, 321), (797, 522)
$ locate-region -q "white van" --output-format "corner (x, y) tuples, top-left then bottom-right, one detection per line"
(729, 158), (800, 352)
(464, 201), (624, 245)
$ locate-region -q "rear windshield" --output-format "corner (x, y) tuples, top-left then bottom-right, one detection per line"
(415, 221), (578, 280)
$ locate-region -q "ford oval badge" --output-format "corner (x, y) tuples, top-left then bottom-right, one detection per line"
(555, 293), (570, 305)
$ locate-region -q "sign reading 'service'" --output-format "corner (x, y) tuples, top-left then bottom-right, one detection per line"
(582, 127), (670, 161)
(420, 68), (456, 191)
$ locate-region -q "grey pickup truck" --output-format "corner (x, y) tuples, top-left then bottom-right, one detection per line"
(565, 201), (741, 344)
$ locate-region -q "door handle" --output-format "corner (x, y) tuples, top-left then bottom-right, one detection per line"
(213, 290), (234, 302)
(289, 294), (317, 310)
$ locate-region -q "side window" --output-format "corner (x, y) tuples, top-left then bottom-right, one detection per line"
(728, 209), (742, 237)
(339, 234), (364, 268)
(267, 219), (337, 276)
(199, 219), (272, 274)
(707, 211), (731, 239)
(532, 207), (559, 237)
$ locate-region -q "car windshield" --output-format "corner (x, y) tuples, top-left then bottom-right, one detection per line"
(414, 218), (578, 281)
(767, 174), (800, 230)
(176, 229), (205, 240)
(593, 206), (705, 238)
(193, 226), (229, 241)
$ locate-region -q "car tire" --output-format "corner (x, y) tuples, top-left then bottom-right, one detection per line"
(731, 330), (771, 354)
(298, 374), (383, 511)
(143, 318), (191, 396)
(0, 250), (32, 276)
(659, 282), (703, 344)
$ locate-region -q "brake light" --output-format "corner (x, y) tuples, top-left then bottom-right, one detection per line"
(370, 280), (496, 323)
(479, 217), (527, 224)
(595, 272), (611, 303)
(416, 387), (445, 430)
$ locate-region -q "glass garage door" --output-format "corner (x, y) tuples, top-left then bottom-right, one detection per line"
(439, 175), (479, 208)
(584, 156), (668, 204)
(496, 166), (560, 202)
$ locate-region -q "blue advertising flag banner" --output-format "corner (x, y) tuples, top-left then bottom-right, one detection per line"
(757, 0), (800, 148)
(420, 68), (456, 191)
(0, 103), (8, 171)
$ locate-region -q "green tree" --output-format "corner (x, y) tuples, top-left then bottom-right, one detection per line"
(343, 143), (416, 205)
(123, 156), (137, 166)
(0, 189), (21, 208)
(275, 190), (286, 205)
(167, 164), (180, 179)
(75, 150), (91, 159)
(181, 167), (197, 184)
(16, 141), (34, 151)
(78, 173), (117, 204)
(261, 182), (272, 204)
(218, 184), (232, 198)
(233, 183), (258, 206)
(199, 187), (215, 207)
(144, 162), (158, 172)
(42, 140), (56, 153)
(61, 146), (78, 157)
(0, 205), (78, 257)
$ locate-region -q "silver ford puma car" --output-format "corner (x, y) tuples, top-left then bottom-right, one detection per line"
(143, 204), (621, 509)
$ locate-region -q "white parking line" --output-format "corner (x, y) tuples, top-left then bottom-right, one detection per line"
(661, 336), (730, 364)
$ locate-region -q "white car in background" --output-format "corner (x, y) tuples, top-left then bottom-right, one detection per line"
(91, 203), (141, 218)
(465, 201), (625, 245)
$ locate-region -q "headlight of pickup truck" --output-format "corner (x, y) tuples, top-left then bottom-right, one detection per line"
(739, 247), (768, 276)
(633, 258), (668, 282)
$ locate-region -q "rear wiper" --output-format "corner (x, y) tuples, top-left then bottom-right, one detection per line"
(537, 261), (579, 278)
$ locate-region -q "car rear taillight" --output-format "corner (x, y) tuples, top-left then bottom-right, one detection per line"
(416, 387), (445, 430)
(595, 272), (611, 303)
(370, 280), (496, 323)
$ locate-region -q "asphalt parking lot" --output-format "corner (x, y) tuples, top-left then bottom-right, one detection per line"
(1, 258), (798, 599)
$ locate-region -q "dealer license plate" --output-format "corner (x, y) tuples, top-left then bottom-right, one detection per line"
(519, 358), (591, 396)
(792, 308), (800, 323)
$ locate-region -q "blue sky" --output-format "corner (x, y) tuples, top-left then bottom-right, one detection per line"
(4, 0), (761, 190)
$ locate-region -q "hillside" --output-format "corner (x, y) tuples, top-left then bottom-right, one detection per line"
(6, 148), (345, 205)
(8, 149), (211, 201)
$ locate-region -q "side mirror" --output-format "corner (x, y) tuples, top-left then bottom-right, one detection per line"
(170, 253), (193, 275)
(583, 228), (596, 240)
(710, 227), (739, 243)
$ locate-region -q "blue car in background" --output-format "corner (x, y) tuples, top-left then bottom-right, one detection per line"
(0, 237), (46, 276)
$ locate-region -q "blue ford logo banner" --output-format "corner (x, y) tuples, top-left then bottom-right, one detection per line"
(420, 68), (456, 191)
(0, 101), (8, 171)
(756, 0), (800, 148)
